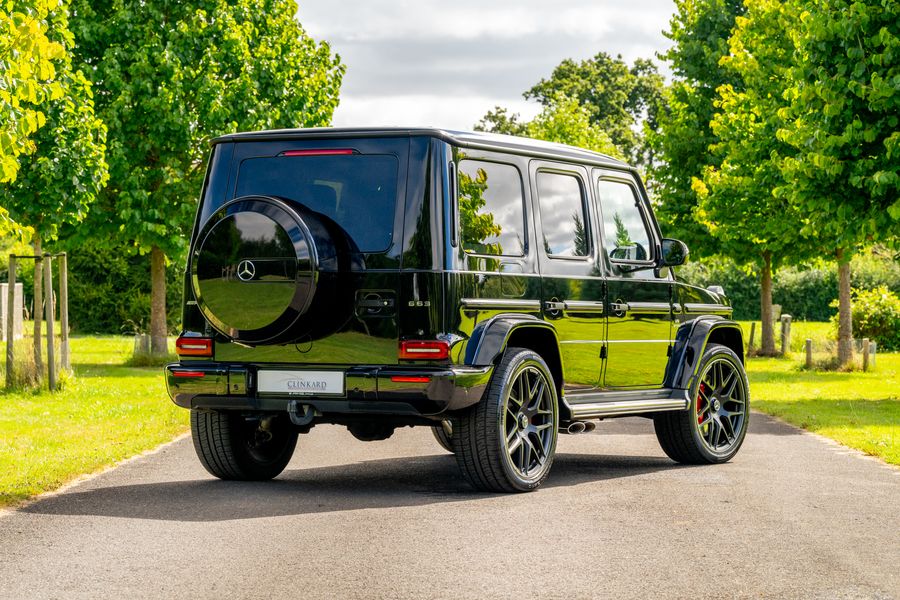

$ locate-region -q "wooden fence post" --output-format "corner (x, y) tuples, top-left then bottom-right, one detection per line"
(805, 338), (812, 369)
(59, 252), (69, 371)
(780, 314), (792, 355)
(862, 337), (870, 372)
(44, 255), (57, 391)
(748, 322), (756, 352)
(5, 255), (15, 388)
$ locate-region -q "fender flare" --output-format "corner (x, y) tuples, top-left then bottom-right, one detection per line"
(664, 316), (744, 392)
(464, 314), (561, 368)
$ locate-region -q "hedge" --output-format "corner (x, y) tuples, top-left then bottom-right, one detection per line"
(677, 252), (900, 321)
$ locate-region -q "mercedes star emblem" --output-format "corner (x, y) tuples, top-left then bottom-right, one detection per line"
(237, 259), (256, 281)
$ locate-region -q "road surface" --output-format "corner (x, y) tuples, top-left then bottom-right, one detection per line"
(1, 413), (898, 599)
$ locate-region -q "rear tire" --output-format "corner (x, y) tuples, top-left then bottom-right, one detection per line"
(654, 344), (749, 464)
(431, 420), (453, 453)
(191, 409), (298, 480)
(453, 347), (559, 493)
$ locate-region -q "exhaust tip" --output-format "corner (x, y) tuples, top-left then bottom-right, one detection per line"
(566, 421), (586, 434)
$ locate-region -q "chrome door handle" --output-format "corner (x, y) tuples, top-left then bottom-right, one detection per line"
(545, 301), (566, 311)
(610, 302), (629, 313)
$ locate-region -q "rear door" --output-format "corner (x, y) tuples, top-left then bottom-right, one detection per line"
(593, 171), (673, 388)
(531, 161), (605, 394)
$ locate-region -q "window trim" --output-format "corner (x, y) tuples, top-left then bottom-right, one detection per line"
(456, 157), (528, 259)
(534, 167), (593, 261)
(596, 175), (657, 268)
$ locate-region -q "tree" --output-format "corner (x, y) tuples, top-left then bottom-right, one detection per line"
(525, 53), (664, 167)
(1, 1), (108, 375)
(775, 0), (900, 365)
(477, 94), (622, 159)
(69, 0), (345, 355)
(0, 0), (70, 183)
(648, 0), (745, 257)
(693, 0), (812, 355)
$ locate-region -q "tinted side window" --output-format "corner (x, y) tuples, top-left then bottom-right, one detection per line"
(536, 172), (589, 257)
(458, 160), (525, 256)
(596, 179), (652, 262)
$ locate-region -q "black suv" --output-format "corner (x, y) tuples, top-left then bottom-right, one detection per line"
(166, 127), (749, 492)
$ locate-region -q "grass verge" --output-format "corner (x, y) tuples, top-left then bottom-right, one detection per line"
(0, 336), (186, 508)
(747, 353), (900, 466)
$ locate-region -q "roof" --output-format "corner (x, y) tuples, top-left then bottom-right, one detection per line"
(210, 126), (630, 170)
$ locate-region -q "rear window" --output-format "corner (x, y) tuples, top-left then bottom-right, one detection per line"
(235, 154), (399, 253)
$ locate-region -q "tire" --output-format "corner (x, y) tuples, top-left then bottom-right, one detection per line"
(431, 420), (453, 453)
(654, 343), (750, 464)
(191, 409), (298, 480)
(453, 347), (559, 493)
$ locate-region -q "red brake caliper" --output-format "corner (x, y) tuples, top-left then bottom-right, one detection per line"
(697, 383), (708, 424)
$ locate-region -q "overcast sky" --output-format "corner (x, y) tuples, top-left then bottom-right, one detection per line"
(296, 0), (677, 131)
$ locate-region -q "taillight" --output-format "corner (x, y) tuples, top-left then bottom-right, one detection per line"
(281, 148), (356, 157)
(398, 340), (450, 361)
(172, 370), (206, 378)
(175, 336), (213, 357)
(390, 375), (432, 383)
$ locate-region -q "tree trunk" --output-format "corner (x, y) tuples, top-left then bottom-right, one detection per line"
(836, 248), (853, 367)
(150, 245), (168, 356)
(33, 235), (43, 377)
(759, 251), (776, 356)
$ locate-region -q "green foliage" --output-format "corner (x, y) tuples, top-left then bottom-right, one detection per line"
(0, 0), (68, 183)
(0, 0), (108, 242)
(525, 53), (664, 166)
(68, 0), (345, 260)
(475, 107), (527, 136)
(693, 0), (812, 271)
(649, 0), (745, 256)
(476, 94), (622, 159)
(831, 288), (900, 351)
(776, 0), (900, 248)
(678, 252), (900, 321)
(62, 240), (182, 334)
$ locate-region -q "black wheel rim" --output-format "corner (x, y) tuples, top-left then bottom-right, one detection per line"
(695, 357), (747, 453)
(503, 364), (555, 478)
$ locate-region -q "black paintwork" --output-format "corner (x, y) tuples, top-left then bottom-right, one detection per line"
(168, 127), (742, 426)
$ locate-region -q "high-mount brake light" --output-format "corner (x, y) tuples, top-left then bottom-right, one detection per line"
(175, 336), (213, 357)
(398, 340), (450, 361)
(281, 149), (356, 157)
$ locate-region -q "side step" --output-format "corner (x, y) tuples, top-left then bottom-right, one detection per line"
(566, 390), (689, 420)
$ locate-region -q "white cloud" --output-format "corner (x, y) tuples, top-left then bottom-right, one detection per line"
(296, 0), (676, 131)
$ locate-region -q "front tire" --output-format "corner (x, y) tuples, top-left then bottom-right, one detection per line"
(654, 344), (749, 464)
(191, 409), (298, 480)
(453, 348), (559, 492)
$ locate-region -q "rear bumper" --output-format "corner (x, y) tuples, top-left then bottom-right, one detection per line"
(165, 363), (492, 417)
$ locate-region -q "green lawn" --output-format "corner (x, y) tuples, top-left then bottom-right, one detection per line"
(0, 336), (187, 507)
(747, 353), (900, 465)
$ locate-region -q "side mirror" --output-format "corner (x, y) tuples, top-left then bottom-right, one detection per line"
(659, 238), (689, 267)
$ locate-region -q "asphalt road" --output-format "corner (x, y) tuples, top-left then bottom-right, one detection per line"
(1, 413), (898, 600)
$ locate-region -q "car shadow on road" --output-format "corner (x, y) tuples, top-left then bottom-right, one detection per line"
(21, 452), (687, 522)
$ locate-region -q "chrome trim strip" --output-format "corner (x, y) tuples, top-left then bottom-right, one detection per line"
(461, 298), (542, 310)
(570, 398), (688, 418)
(605, 339), (671, 344)
(560, 340), (605, 344)
(625, 302), (672, 313)
(563, 300), (605, 313)
(684, 303), (733, 314)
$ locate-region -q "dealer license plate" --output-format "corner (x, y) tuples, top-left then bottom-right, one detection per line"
(257, 370), (345, 396)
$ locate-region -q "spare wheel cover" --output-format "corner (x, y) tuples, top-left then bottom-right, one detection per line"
(191, 195), (317, 344)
